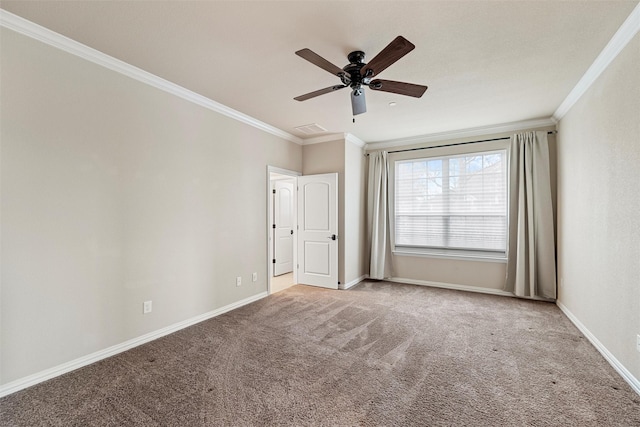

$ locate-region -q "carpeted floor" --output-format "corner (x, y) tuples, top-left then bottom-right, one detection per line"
(2, 281), (639, 426)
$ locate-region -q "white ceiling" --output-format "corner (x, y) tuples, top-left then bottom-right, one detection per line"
(2, 1), (637, 143)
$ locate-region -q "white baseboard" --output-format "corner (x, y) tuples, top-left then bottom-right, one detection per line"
(340, 275), (368, 290)
(0, 291), (268, 398)
(388, 277), (514, 297)
(557, 301), (640, 396)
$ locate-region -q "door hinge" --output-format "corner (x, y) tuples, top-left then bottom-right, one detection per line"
(272, 224), (276, 229)
(273, 259), (276, 264)
(272, 189), (276, 194)
(297, 264), (299, 269)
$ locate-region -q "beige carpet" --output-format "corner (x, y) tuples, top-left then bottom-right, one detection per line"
(2, 280), (639, 426)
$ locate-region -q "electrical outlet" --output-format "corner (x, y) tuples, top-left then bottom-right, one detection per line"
(252, 272), (258, 282)
(636, 334), (640, 353)
(236, 276), (242, 287)
(143, 300), (152, 314)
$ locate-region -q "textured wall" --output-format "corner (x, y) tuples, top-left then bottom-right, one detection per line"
(556, 33), (640, 381)
(0, 28), (302, 384)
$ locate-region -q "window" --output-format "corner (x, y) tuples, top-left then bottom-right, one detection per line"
(394, 149), (507, 256)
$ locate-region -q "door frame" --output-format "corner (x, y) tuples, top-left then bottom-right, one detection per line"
(267, 166), (301, 295)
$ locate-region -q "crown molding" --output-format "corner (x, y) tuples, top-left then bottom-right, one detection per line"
(365, 118), (556, 151)
(4, 3), (637, 148)
(301, 133), (346, 145)
(345, 133), (366, 148)
(553, 3), (640, 121)
(0, 10), (303, 145)
(301, 132), (366, 147)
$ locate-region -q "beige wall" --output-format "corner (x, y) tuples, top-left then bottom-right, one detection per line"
(0, 28), (302, 384)
(302, 139), (346, 285)
(301, 138), (367, 287)
(344, 139), (367, 285)
(392, 257), (507, 289)
(556, 34), (640, 380)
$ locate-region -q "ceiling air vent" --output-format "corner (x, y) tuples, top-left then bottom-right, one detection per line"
(294, 123), (327, 135)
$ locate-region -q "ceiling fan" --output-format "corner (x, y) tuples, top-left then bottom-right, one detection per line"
(294, 36), (428, 116)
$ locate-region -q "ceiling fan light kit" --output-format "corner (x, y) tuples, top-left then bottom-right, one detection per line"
(294, 36), (428, 116)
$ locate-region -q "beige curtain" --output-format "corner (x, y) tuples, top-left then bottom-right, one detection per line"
(367, 152), (392, 279)
(505, 131), (557, 299)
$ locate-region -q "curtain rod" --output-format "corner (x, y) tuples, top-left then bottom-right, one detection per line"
(365, 130), (557, 156)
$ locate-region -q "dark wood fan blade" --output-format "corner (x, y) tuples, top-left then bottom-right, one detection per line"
(369, 79), (428, 98)
(294, 85), (347, 101)
(351, 89), (366, 115)
(295, 49), (345, 77)
(361, 36), (415, 78)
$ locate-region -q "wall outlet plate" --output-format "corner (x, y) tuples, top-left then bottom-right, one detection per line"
(252, 272), (258, 282)
(143, 300), (152, 314)
(236, 276), (242, 287)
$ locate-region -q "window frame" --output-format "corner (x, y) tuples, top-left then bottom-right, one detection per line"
(388, 139), (511, 262)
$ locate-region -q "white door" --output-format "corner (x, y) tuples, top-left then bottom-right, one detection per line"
(297, 173), (338, 289)
(274, 180), (294, 276)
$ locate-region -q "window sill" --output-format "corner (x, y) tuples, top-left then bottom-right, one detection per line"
(393, 248), (507, 263)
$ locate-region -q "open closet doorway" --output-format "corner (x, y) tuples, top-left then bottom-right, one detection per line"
(267, 166), (300, 294)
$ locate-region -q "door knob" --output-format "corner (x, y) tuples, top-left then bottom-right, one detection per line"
(327, 234), (337, 240)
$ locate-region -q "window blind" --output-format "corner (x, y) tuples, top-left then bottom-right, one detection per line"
(394, 150), (507, 253)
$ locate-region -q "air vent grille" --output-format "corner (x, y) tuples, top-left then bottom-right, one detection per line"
(294, 123), (328, 135)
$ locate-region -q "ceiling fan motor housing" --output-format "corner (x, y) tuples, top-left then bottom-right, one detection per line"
(343, 51), (368, 91)
(347, 50), (365, 64)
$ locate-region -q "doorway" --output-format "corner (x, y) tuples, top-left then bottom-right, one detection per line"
(267, 167), (339, 294)
(268, 167), (300, 294)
